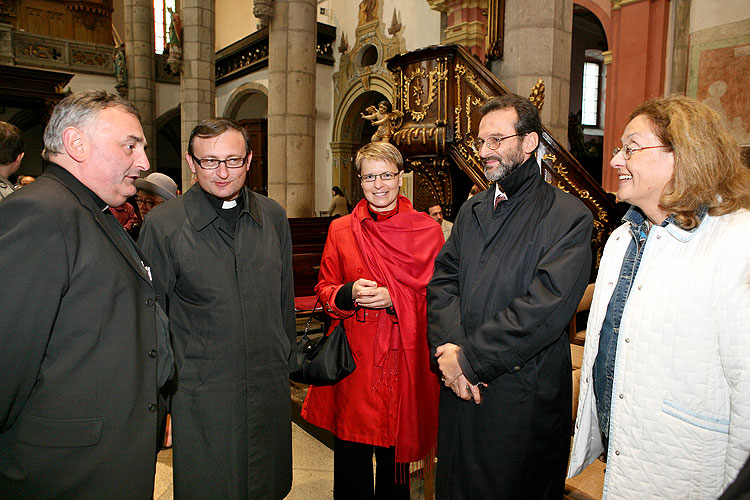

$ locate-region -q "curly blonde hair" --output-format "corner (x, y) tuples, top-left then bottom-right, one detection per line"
(630, 95), (750, 229)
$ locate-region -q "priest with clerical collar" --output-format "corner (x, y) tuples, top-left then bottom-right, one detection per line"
(139, 118), (296, 500)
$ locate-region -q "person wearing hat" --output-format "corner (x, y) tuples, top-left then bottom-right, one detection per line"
(135, 172), (178, 218)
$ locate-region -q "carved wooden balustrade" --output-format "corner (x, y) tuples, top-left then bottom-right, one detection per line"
(386, 44), (623, 269)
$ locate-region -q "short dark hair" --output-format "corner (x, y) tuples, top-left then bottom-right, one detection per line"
(188, 118), (251, 157)
(425, 200), (441, 213)
(0, 121), (24, 165)
(331, 186), (344, 196)
(480, 93), (542, 141)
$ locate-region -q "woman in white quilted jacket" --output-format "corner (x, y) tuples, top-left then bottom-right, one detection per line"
(567, 95), (750, 499)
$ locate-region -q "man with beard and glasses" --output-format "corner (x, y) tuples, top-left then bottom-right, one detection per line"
(427, 93), (594, 500)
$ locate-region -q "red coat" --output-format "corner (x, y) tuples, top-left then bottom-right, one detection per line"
(301, 196), (443, 463)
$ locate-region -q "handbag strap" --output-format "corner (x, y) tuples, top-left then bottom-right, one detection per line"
(303, 296), (322, 336)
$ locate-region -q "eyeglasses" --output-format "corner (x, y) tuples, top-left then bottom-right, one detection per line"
(612, 144), (668, 160)
(359, 172), (399, 183)
(135, 196), (158, 208)
(190, 154), (247, 170)
(472, 133), (524, 154)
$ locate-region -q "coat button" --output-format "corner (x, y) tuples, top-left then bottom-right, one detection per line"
(513, 365), (521, 372)
(608, 281), (614, 286)
(145, 297), (155, 307)
(637, 285), (642, 290)
(614, 450), (620, 456)
(149, 349), (158, 358)
(618, 394), (624, 399)
(624, 338), (630, 343)
(148, 404), (157, 412)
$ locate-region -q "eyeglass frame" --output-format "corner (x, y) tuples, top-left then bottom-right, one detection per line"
(190, 153), (248, 170)
(472, 133), (525, 154)
(358, 171), (400, 183)
(612, 144), (668, 160)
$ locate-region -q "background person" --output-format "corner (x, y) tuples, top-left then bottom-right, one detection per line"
(15, 175), (35, 188)
(426, 201), (452, 241)
(568, 95), (750, 498)
(328, 185), (348, 217)
(0, 121), (24, 201)
(302, 141), (444, 500)
(134, 171), (179, 218)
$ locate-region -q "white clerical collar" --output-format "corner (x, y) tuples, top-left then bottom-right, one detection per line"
(222, 200), (237, 209)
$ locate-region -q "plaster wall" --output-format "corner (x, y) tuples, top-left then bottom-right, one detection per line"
(216, 0), (261, 51)
(216, 70), (270, 117)
(689, 0), (750, 33)
(65, 74), (119, 95)
(315, 64), (335, 214)
(155, 82), (181, 117)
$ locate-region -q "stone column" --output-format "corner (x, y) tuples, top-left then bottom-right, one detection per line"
(490, 0), (573, 144)
(180, 0), (216, 190)
(124, 0), (156, 167)
(267, 0), (317, 216)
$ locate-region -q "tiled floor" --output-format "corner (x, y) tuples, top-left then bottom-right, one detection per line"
(153, 422), (334, 500)
(153, 424), (604, 500)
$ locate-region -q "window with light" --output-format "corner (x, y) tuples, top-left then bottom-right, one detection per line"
(154, 0), (177, 55)
(581, 61), (601, 127)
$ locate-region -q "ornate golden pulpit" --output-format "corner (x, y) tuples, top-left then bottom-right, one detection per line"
(386, 44), (623, 269)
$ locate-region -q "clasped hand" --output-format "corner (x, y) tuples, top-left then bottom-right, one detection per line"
(352, 278), (392, 309)
(435, 343), (485, 404)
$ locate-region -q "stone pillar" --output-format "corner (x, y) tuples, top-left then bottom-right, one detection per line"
(267, 0), (317, 216)
(490, 0), (573, 144)
(124, 0), (156, 167)
(180, 0), (216, 190)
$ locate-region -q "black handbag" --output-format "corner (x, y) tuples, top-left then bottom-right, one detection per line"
(290, 298), (356, 385)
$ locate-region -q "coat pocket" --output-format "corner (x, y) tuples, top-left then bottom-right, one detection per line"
(16, 414), (103, 447)
(662, 399), (729, 433)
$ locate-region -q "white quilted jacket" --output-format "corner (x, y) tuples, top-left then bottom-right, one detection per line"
(568, 210), (750, 499)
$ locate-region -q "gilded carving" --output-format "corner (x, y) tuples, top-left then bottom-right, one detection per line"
(402, 65), (447, 122)
(530, 79), (545, 113)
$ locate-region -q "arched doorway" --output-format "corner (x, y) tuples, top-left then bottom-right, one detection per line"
(569, 4), (609, 185)
(224, 84), (269, 195)
(154, 106), (182, 188)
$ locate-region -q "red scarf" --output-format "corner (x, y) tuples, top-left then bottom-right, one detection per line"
(351, 195), (443, 463)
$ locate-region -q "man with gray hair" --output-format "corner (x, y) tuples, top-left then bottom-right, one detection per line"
(0, 90), (171, 499)
(0, 121), (24, 201)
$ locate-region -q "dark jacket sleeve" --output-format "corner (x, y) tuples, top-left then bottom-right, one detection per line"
(427, 208), (468, 356)
(138, 216), (177, 313)
(460, 208), (593, 383)
(276, 213), (297, 356)
(0, 200), (69, 431)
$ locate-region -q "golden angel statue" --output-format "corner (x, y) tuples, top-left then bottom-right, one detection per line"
(361, 100), (403, 143)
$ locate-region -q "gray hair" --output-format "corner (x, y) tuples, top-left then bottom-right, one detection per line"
(43, 90), (142, 160)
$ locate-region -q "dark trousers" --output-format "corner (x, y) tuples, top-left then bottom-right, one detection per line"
(333, 437), (410, 500)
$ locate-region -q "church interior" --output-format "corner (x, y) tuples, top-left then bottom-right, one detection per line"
(1, 0), (748, 498)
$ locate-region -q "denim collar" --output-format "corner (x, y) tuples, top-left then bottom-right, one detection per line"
(622, 205), (709, 242)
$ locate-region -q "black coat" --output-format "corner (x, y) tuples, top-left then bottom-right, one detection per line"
(139, 185), (296, 500)
(427, 157), (593, 500)
(0, 165), (161, 499)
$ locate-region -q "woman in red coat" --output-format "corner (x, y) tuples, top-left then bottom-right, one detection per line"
(302, 142), (444, 499)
